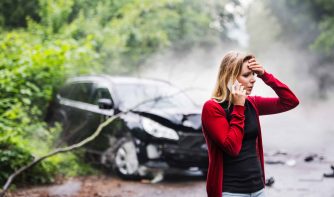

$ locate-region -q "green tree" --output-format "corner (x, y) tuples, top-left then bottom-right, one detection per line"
(0, 0), (40, 28)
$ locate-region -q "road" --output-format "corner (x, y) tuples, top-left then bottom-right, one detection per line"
(8, 153), (334, 197)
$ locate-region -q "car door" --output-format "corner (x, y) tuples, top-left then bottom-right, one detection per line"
(59, 82), (94, 144)
(84, 83), (116, 150)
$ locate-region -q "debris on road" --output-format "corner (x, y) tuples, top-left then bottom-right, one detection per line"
(323, 165), (334, 178)
(304, 154), (324, 162)
(265, 177), (275, 187)
(265, 160), (285, 165)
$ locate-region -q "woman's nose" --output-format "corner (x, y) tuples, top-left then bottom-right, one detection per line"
(250, 76), (256, 83)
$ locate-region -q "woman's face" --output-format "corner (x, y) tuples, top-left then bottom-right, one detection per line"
(237, 61), (256, 95)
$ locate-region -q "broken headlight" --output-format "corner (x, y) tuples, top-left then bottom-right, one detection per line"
(141, 117), (179, 140)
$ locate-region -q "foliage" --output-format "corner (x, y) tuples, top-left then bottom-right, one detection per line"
(0, 31), (99, 186)
(0, 142), (96, 185)
(0, 0), (40, 28)
(2, 0), (230, 73)
(0, 142), (60, 185)
(265, 0), (334, 54)
(58, 0), (222, 73)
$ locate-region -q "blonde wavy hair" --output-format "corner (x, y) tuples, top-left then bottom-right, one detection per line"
(212, 51), (254, 107)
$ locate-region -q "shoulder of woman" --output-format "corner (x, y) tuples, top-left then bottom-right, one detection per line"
(247, 96), (255, 102)
(203, 98), (220, 107)
(202, 99), (225, 114)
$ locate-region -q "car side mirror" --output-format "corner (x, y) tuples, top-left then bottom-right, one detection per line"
(98, 98), (113, 109)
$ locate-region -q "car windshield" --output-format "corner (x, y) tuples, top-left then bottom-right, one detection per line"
(114, 82), (198, 110)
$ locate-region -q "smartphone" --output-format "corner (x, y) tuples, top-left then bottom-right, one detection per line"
(227, 79), (239, 91)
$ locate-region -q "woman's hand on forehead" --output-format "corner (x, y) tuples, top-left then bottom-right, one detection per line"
(247, 58), (265, 76)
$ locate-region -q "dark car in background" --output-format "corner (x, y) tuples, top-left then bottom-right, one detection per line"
(46, 75), (208, 179)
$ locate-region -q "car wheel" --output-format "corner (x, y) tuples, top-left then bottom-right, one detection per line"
(102, 137), (140, 179)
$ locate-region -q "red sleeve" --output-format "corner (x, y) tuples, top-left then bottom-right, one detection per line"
(252, 71), (299, 115)
(201, 100), (245, 157)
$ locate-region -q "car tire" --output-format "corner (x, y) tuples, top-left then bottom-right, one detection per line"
(102, 137), (141, 180)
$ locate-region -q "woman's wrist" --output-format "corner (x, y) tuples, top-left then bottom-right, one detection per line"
(257, 70), (265, 76)
(257, 70), (271, 83)
(257, 70), (268, 78)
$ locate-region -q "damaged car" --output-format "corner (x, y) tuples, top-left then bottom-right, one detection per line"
(45, 75), (208, 179)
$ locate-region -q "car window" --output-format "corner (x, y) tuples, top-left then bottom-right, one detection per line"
(114, 83), (197, 110)
(91, 86), (112, 105)
(67, 82), (93, 103)
(59, 84), (74, 98)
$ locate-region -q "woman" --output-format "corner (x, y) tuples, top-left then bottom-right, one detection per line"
(201, 51), (299, 197)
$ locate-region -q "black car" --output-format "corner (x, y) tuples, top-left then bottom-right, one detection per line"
(46, 75), (208, 179)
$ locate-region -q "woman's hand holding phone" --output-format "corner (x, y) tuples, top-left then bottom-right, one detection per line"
(230, 80), (247, 106)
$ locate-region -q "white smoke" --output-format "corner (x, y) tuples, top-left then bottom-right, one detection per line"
(137, 0), (334, 160)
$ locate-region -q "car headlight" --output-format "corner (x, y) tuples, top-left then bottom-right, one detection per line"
(141, 117), (179, 140)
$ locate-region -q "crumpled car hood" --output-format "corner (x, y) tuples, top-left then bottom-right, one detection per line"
(132, 107), (202, 131)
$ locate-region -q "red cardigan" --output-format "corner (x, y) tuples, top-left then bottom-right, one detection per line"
(201, 71), (299, 197)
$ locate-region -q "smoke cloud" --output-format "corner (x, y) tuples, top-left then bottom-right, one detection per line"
(137, 0), (334, 159)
